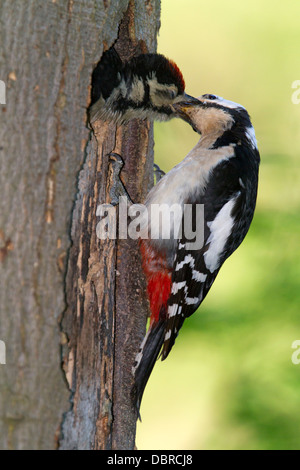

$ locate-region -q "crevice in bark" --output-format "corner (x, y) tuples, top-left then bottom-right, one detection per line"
(58, 1), (155, 448)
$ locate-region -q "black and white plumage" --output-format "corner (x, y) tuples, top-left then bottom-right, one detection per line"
(133, 94), (260, 410)
(89, 47), (199, 124)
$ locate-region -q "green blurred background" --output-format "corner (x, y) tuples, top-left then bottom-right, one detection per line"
(136, 0), (300, 450)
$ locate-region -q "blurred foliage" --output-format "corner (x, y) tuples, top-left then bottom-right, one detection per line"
(136, 0), (300, 450)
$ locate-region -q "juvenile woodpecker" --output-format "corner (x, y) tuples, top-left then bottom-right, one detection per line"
(89, 48), (199, 124)
(133, 94), (260, 411)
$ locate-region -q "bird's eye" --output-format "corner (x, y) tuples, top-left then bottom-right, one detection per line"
(168, 89), (177, 100)
(202, 94), (217, 100)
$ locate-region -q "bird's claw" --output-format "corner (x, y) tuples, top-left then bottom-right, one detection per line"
(107, 153), (133, 205)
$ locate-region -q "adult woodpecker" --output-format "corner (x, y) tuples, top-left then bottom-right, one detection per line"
(132, 94), (260, 411)
(89, 47), (199, 124)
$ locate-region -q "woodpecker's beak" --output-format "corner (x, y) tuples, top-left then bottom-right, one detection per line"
(180, 93), (201, 105)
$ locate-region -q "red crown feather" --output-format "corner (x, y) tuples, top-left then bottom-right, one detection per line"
(167, 59), (185, 93)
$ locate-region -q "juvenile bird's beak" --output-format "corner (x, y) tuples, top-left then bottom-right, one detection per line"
(173, 95), (201, 114)
(173, 97), (202, 133)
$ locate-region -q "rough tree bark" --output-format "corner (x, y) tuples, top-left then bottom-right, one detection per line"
(0, 0), (160, 450)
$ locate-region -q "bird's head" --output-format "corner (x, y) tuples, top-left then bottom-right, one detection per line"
(173, 94), (257, 149)
(126, 54), (200, 120)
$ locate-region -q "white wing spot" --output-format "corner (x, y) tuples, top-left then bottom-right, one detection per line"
(204, 196), (238, 273)
(192, 270), (207, 282)
(165, 330), (171, 341)
(175, 254), (195, 271)
(168, 304), (179, 318)
(172, 281), (186, 295)
(185, 297), (199, 305)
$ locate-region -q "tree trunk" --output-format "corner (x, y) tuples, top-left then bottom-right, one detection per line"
(0, 0), (160, 450)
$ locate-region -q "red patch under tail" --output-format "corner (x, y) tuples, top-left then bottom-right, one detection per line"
(140, 240), (171, 325)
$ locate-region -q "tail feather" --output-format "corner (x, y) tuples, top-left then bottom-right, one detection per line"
(132, 318), (165, 416)
(161, 310), (185, 361)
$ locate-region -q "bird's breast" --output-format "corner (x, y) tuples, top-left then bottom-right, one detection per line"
(141, 144), (236, 264)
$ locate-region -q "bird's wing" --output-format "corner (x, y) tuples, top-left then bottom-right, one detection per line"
(161, 158), (248, 360)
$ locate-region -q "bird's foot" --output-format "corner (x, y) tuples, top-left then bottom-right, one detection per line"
(107, 153), (133, 206)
